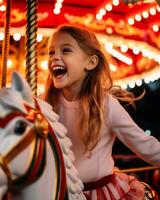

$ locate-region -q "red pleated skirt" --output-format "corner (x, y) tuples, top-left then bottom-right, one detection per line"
(83, 172), (145, 200)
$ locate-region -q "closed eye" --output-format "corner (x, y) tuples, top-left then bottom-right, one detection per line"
(62, 48), (72, 54)
(49, 50), (55, 56)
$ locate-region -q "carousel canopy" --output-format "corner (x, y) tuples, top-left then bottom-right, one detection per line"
(0, 0), (160, 90)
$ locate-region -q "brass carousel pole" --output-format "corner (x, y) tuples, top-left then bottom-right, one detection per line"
(25, 0), (38, 96)
(116, 166), (160, 173)
(0, 0), (12, 88)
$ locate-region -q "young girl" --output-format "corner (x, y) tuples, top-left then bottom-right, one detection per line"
(43, 24), (160, 200)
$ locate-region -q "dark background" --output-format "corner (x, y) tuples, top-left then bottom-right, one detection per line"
(112, 79), (160, 194)
(113, 79), (160, 152)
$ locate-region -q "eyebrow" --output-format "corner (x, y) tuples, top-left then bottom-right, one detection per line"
(49, 48), (54, 52)
(49, 43), (74, 51)
(61, 43), (73, 47)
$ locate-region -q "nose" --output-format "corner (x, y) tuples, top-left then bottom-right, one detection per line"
(51, 51), (61, 61)
(49, 51), (60, 69)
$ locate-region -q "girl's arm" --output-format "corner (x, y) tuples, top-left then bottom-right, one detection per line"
(107, 94), (160, 167)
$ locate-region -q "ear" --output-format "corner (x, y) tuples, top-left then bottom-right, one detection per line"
(85, 55), (99, 71)
(11, 71), (34, 106)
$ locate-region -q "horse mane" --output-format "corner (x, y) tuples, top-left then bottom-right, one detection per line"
(35, 97), (85, 199)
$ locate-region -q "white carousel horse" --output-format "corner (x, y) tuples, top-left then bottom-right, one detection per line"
(0, 72), (86, 200)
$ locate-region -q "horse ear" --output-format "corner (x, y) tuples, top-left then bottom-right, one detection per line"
(11, 71), (34, 106)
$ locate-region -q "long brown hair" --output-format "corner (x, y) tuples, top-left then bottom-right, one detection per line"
(44, 24), (139, 152)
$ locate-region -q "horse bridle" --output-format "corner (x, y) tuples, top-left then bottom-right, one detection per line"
(0, 100), (68, 199)
(0, 102), (49, 185)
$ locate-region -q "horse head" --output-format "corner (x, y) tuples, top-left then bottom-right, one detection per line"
(0, 72), (86, 200)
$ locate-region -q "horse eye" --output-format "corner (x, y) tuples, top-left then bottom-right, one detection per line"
(14, 121), (27, 135)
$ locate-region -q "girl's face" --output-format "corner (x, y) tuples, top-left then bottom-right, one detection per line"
(48, 32), (91, 100)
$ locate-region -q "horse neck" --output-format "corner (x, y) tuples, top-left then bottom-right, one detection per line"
(36, 98), (86, 200)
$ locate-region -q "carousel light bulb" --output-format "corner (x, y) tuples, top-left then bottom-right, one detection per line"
(37, 34), (43, 42)
(149, 8), (156, 15)
(0, 5), (6, 11)
(157, 5), (160, 12)
(152, 24), (159, 32)
(133, 47), (140, 55)
(0, 0), (3, 3)
(154, 73), (159, 80)
(96, 13), (103, 20)
(135, 79), (142, 86)
(113, 0), (119, 6)
(0, 32), (4, 40)
(55, 2), (62, 9)
(120, 45), (128, 53)
(135, 14), (142, 21)
(13, 32), (21, 41)
(38, 84), (45, 95)
(106, 27), (113, 34)
(150, 75), (155, 82)
(157, 72), (160, 78)
(142, 11), (149, 18)
(105, 42), (113, 51)
(53, 8), (61, 15)
(57, 0), (64, 2)
(148, 52), (154, 59)
(128, 81), (135, 89)
(120, 83), (127, 90)
(145, 130), (151, 136)
(154, 55), (160, 62)
(128, 18), (135, 25)
(7, 59), (12, 68)
(41, 60), (48, 70)
(109, 64), (117, 72)
(142, 49), (150, 57)
(144, 77), (150, 84)
(99, 8), (106, 16)
(105, 4), (112, 11)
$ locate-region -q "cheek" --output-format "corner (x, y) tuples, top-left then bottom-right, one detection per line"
(48, 59), (51, 67)
(48, 60), (53, 72)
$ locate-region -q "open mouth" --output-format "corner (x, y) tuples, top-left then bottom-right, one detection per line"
(52, 66), (67, 77)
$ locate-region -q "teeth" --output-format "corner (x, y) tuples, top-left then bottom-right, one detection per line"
(52, 66), (65, 71)
(51, 65), (67, 77)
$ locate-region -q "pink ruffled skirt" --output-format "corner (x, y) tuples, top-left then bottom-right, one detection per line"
(83, 172), (145, 200)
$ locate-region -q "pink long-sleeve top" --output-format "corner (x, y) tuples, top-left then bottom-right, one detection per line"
(59, 94), (160, 183)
